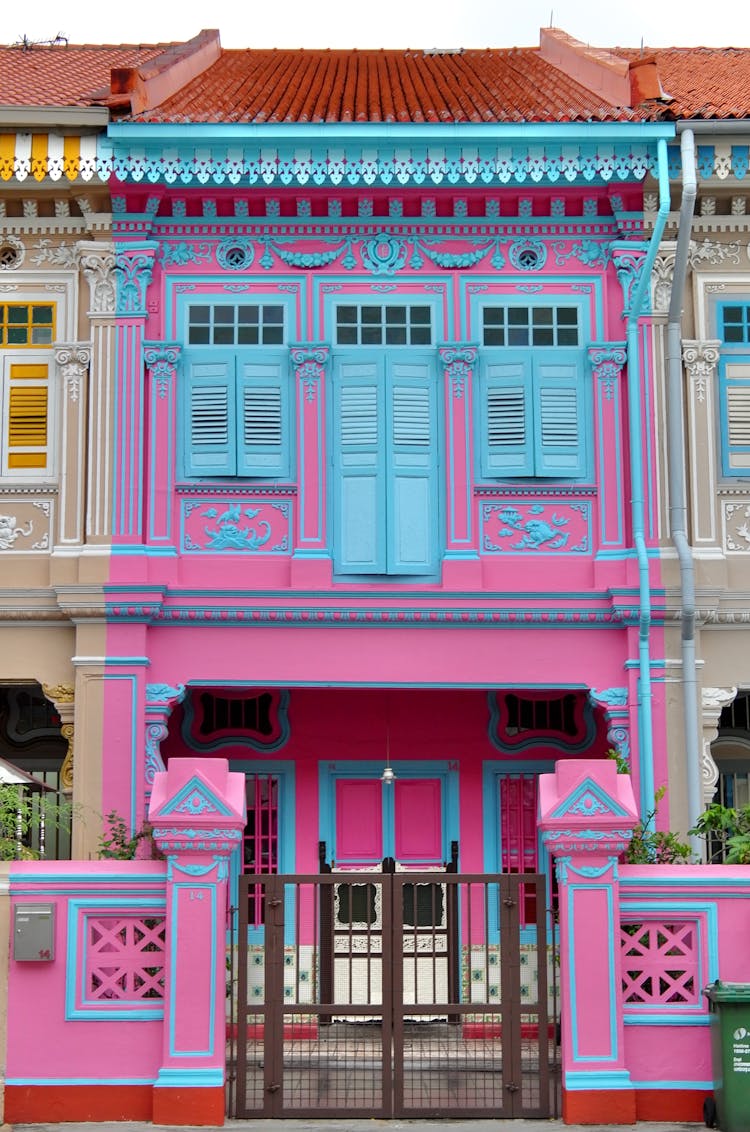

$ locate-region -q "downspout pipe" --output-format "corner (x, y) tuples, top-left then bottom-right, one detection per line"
(665, 129), (702, 856)
(626, 136), (670, 825)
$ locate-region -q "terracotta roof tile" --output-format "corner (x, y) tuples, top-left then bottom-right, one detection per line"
(0, 42), (178, 107)
(618, 47), (750, 119)
(131, 47), (641, 124)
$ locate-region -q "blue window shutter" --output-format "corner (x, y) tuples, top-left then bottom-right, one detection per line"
(534, 357), (585, 477)
(237, 355), (290, 478)
(387, 359), (438, 574)
(332, 358), (385, 573)
(481, 357), (533, 477)
(186, 357), (236, 476)
(722, 360), (750, 475)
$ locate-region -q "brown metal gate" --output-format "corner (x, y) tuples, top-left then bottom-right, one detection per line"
(228, 872), (558, 1119)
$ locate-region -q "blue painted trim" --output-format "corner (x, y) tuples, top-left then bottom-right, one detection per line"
(168, 882), (217, 1059)
(488, 689), (597, 755)
(181, 688), (290, 754)
(564, 1069), (633, 1090)
(159, 774), (234, 817)
(155, 1067), (224, 1088)
(568, 881), (618, 1064)
(629, 1078), (713, 1089)
(620, 897), (719, 987)
(66, 897), (166, 1021)
(6, 1077), (157, 1086)
(10, 872), (165, 885)
(550, 777), (631, 820)
(623, 1015), (710, 1027)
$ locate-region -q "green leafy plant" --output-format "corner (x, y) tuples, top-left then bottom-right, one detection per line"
(0, 783), (72, 861)
(690, 802), (750, 864)
(606, 751), (693, 864)
(98, 809), (157, 860)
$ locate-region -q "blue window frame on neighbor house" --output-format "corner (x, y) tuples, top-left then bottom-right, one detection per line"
(181, 301), (292, 480)
(718, 302), (750, 477)
(477, 302), (588, 481)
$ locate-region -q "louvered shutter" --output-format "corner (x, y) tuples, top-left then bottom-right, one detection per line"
(481, 357), (533, 477)
(534, 357), (585, 477)
(6, 362), (48, 470)
(237, 355), (289, 478)
(387, 359), (438, 573)
(724, 362), (750, 473)
(186, 357), (236, 476)
(332, 358), (385, 573)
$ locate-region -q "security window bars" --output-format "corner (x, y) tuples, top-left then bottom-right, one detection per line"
(187, 304), (285, 346)
(335, 304), (432, 346)
(245, 773), (279, 928)
(482, 306), (579, 348)
(0, 303), (54, 347)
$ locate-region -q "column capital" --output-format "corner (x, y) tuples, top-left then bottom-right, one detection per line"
(438, 344), (478, 398)
(290, 344), (329, 403)
(682, 339), (721, 404)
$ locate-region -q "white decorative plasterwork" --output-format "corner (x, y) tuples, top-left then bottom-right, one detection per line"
(701, 686), (737, 806)
(55, 344), (91, 404)
(0, 234), (25, 271)
(688, 238), (741, 268)
(77, 246), (116, 315)
(682, 340), (720, 404)
(0, 514), (33, 549)
(722, 501), (750, 553)
(651, 253), (675, 314)
(30, 239), (77, 269)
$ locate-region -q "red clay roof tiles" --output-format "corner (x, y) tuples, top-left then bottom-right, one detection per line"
(618, 47), (750, 119)
(130, 47), (642, 124)
(0, 43), (176, 107)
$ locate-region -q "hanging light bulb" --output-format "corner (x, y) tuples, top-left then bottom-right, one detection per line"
(381, 722), (396, 784)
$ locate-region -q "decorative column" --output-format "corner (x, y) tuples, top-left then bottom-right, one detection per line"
(77, 242), (116, 544)
(589, 686), (631, 766)
(438, 345), (479, 580)
(290, 345), (330, 585)
(589, 346), (627, 553)
(54, 344), (91, 547)
(149, 758), (246, 1126)
(113, 243), (157, 543)
(144, 683), (186, 808)
(41, 682), (75, 794)
(682, 340), (721, 549)
(701, 686), (737, 808)
(610, 243), (648, 317)
(539, 759), (639, 1125)
(144, 344), (181, 547)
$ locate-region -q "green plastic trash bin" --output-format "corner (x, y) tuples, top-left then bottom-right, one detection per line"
(704, 981), (750, 1132)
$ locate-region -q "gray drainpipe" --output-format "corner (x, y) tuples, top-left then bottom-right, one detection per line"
(666, 129), (701, 855)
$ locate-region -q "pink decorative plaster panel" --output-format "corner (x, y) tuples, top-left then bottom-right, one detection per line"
(181, 498), (291, 554)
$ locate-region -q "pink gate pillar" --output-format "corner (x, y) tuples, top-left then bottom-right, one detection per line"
(148, 758), (246, 1126)
(538, 759), (639, 1126)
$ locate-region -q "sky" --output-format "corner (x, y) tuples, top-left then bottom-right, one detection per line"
(1, 0), (749, 50)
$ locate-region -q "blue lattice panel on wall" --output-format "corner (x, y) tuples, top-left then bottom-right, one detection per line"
(481, 500), (591, 554)
(180, 498), (291, 554)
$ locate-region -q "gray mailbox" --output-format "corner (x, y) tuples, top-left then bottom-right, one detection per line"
(13, 903), (55, 961)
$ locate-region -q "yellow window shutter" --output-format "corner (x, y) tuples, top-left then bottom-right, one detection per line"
(7, 363), (48, 469)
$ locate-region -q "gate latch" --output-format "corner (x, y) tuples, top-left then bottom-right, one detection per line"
(505, 1082), (519, 1093)
(267, 899), (282, 908)
(503, 897), (516, 908)
(267, 1083), (281, 1093)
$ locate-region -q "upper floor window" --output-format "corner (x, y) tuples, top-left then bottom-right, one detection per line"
(335, 304), (432, 346)
(183, 303), (290, 480)
(0, 303), (54, 347)
(719, 303), (750, 476)
(482, 305), (579, 348)
(187, 303), (284, 347)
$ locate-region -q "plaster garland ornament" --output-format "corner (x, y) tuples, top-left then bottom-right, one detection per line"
(682, 340), (721, 404)
(54, 344), (91, 404)
(688, 238), (741, 267)
(30, 239), (77, 269)
(0, 234), (25, 271)
(77, 247), (116, 315)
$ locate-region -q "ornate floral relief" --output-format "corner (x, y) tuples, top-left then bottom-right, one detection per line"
(611, 246), (647, 312)
(722, 501), (750, 552)
(181, 498), (290, 554)
(590, 687), (628, 708)
(144, 344), (181, 396)
(438, 345), (478, 398)
(651, 254), (675, 313)
(30, 238), (77, 269)
(78, 247), (116, 315)
(41, 683), (75, 704)
(55, 344), (91, 404)
(688, 238), (741, 268)
(115, 251), (155, 315)
(551, 238), (609, 268)
(607, 725), (630, 766)
(682, 340), (720, 404)
(159, 241), (212, 267)
(60, 723), (74, 792)
(0, 514), (33, 550)
(482, 501), (590, 554)
(290, 345), (329, 403)
(588, 344), (627, 401)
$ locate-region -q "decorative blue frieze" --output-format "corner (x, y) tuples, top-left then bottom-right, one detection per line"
(552, 239), (610, 268)
(482, 501), (591, 554)
(508, 237), (546, 270)
(180, 498), (291, 554)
